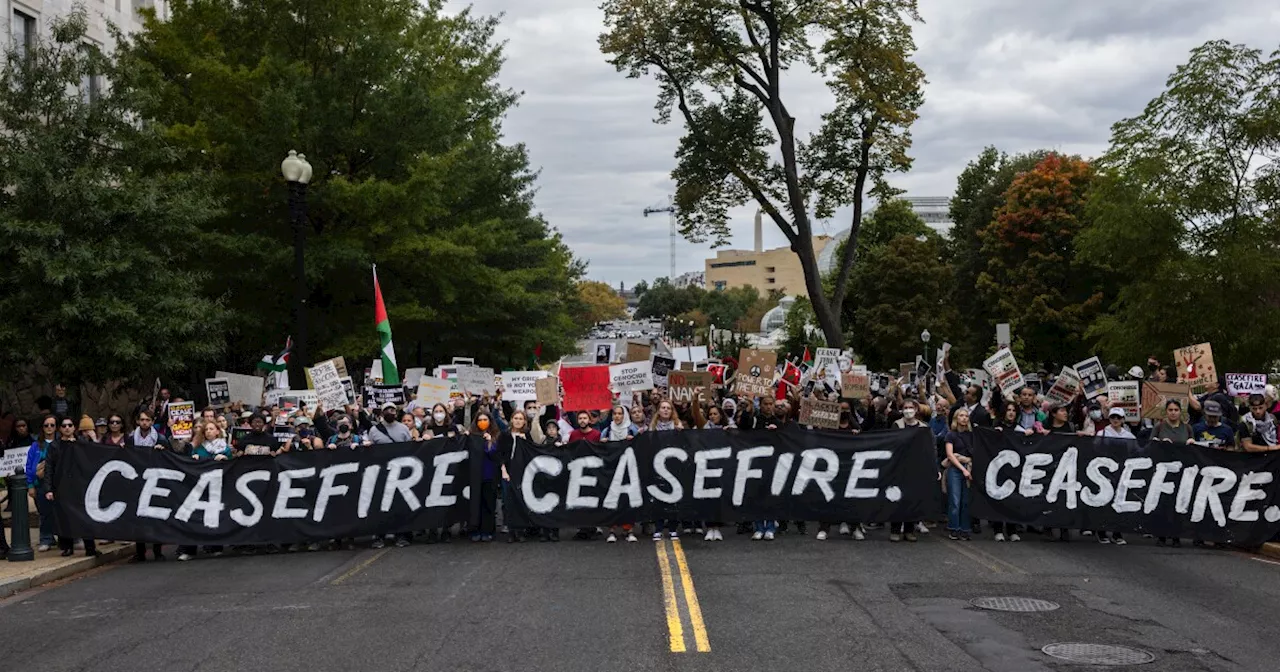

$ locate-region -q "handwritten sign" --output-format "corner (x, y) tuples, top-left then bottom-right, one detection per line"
(609, 360), (653, 394)
(1226, 373), (1266, 397)
(841, 366), (870, 399)
(456, 366), (497, 396)
(535, 376), (560, 406)
(560, 365), (611, 411)
(309, 360), (346, 410)
(799, 397), (841, 429)
(668, 371), (712, 403)
(735, 348), (777, 398)
(0, 448), (27, 477)
(169, 401), (195, 441)
(1174, 342), (1216, 395)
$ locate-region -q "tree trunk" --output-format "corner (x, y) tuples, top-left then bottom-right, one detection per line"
(794, 239), (843, 347)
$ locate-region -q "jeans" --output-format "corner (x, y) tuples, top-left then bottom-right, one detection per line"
(35, 487), (56, 546)
(753, 520), (777, 534)
(946, 467), (971, 533)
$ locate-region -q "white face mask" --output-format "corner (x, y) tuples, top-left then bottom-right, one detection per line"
(1089, 410), (1102, 420)
(413, 418), (423, 429)
(433, 411), (447, 423)
(902, 408), (916, 420)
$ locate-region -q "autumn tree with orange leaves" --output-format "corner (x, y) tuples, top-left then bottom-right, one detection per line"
(976, 154), (1109, 369)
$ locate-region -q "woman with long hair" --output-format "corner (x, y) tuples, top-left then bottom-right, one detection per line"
(472, 411), (500, 542)
(649, 400), (684, 432)
(600, 406), (640, 543)
(944, 409), (974, 541)
(101, 414), (128, 446)
(1151, 399), (1190, 548)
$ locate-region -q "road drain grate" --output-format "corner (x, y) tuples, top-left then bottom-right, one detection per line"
(1041, 642), (1156, 665)
(969, 596), (1060, 612)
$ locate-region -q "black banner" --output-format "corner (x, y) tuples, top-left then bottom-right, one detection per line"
(54, 438), (477, 545)
(508, 426), (941, 528)
(971, 428), (1280, 545)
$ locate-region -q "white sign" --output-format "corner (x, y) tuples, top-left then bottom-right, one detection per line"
(415, 378), (453, 407)
(456, 365), (497, 395)
(371, 359), (384, 383)
(205, 378), (231, 408)
(404, 367), (427, 389)
(983, 347), (1025, 398)
(309, 361), (347, 411)
(1074, 356), (1108, 399)
(996, 323), (1011, 348)
(1226, 373), (1266, 397)
(297, 390), (319, 413)
(215, 371), (266, 407)
(1108, 380), (1141, 423)
(609, 360), (654, 394)
(501, 371), (550, 402)
(0, 448), (26, 478)
(1046, 366), (1081, 406)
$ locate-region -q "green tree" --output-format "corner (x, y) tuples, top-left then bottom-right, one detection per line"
(577, 280), (628, 326)
(848, 234), (958, 371)
(600, 0), (925, 347)
(117, 0), (583, 372)
(1078, 40), (1280, 371)
(780, 296), (824, 359)
(635, 278), (704, 319)
(0, 9), (229, 387)
(947, 147), (1049, 364)
(700, 285), (760, 328)
(632, 279), (649, 298)
(977, 153), (1104, 369)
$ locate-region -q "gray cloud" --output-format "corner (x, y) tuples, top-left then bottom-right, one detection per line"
(449, 0), (1280, 287)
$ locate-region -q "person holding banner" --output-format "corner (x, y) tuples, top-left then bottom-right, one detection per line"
(46, 418), (100, 558)
(1151, 399), (1193, 444)
(1239, 394), (1278, 452)
(472, 412), (501, 543)
(25, 415), (60, 551)
(598, 406), (639, 543)
(648, 401), (684, 432)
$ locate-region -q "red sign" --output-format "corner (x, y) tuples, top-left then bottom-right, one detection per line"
(559, 365), (612, 411)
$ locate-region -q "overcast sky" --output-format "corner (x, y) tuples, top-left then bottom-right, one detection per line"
(446, 0), (1280, 288)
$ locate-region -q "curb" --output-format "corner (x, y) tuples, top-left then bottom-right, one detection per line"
(1260, 542), (1280, 561)
(0, 543), (134, 599)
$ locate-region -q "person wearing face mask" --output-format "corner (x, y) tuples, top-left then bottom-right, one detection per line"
(471, 412), (500, 542)
(887, 400), (927, 542)
(326, 416), (366, 449)
(421, 403), (462, 441)
(369, 402), (413, 444)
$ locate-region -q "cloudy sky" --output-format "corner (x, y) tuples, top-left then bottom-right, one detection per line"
(446, 0), (1280, 288)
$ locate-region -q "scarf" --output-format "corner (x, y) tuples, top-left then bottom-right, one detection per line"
(606, 421), (630, 442)
(130, 427), (158, 448)
(653, 419), (676, 432)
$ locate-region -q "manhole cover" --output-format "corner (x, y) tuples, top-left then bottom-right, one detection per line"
(970, 596), (1060, 612)
(1042, 643), (1156, 665)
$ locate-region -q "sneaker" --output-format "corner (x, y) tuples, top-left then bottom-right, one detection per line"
(395, 538), (411, 548)
(669, 531), (679, 540)
(307, 542), (321, 552)
(372, 538), (386, 549)
(607, 533), (618, 543)
(839, 523), (851, 536)
(1009, 533), (1021, 542)
(695, 526), (704, 534)
(653, 532), (663, 541)
(890, 533), (902, 542)
(915, 522), (929, 534)
(853, 528), (866, 541)
(713, 529), (724, 541)
(961, 534), (971, 541)
(816, 530), (828, 541)
(751, 531), (764, 540)
(37, 544), (50, 552)
(626, 533), (638, 543)
(1098, 536), (1111, 544)
(1081, 530), (1094, 537)
(1113, 537), (1127, 546)
(948, 532), (960, 540)
(683, 527), (693, 535)
(704, 530), (715, 541)
(994, 533), (1006, 542)
(764, 531), (775, 541)
(481, 534), (494, 542)
(177, 553), (192, 562)
(904, 533), (918, 542)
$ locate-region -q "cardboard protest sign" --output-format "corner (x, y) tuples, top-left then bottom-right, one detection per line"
(734, 348), (777, 398)
(609, 360), (654, 394)
(403, 367), (427, 389)
(679, 361), (695, 371)
(1, 447), (28, 478)
(309, 360), (347, 411)
(651, 356), (676, 389)
(169, 401), (195, 441)
(205, 378), (231, 409)
(416, 378), (453, 407)
(1108, 381), (1141, 423)
(841, 366), (870, 399)
(811, 347), (842, 389)
(456, 366), (497, 396)
(501, 371), (549, 402)
(799, 397), (841, 429)
(899, 362), (913, 382)
(560, 365), (612, 411)
(535, 376), (560, 406)
(1045, 367), (1081, 406)
(1174, 342), (1216, 395)
(996, 323), (1011, 349)
(1074, 356), (1108, 399)
(626, 342), (651, 363)
(593, 342), (615, 364)
(668, 371), (712, 403)
(214, 371), (267, 407)
(983, 347), (1025, 398)
(1142, 381), (1191, 420)
(1226, 373), (1266, 397)
(303, 356), (348, 388)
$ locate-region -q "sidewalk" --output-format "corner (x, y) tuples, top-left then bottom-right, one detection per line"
(1260, 543), (1280, 561)
(1, 529), (135, 598)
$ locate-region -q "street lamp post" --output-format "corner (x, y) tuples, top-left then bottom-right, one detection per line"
(281, 150), (313, 382)
(921, 329), (931, 380)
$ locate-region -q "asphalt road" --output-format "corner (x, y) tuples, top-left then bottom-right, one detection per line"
(3, 527), (1280, 671)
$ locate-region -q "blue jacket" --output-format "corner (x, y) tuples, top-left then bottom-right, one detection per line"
(25, 439), (52, 488)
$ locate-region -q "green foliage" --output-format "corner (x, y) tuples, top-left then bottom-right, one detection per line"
(780, 296), (824, 359)
(116, 0), (583, 371)
(635, 278), (705, 320)
(0, 9), (229, 386)
(977, 154), (1105, 369)
(848, 234), (958, 371)
(1078, 40), (1280, 371)
(700, 285), (760, 328)
(632, 279), (649, 298)
(599, 0), (925, 346)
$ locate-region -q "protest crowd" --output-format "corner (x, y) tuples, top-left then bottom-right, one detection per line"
(2, 340), (1278, 563)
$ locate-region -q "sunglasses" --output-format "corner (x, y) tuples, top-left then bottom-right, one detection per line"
(60, 423), (74, 428)
(43, 422), (55, 428)
(109, 420), (123, 425)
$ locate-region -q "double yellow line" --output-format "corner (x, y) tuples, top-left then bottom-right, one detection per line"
(655, 539), (711, 652)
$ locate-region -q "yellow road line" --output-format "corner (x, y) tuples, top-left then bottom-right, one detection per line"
(962, 541), (1029, 575)
(655, 540), (687, 653)
(670, 539), (711, 652)
(330, 548), (391, 585)
(944, 539), (1006, 574)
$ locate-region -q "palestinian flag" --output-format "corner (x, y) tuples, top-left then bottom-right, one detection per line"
(256, 337), (292, 372)
(780, 360), (802, 386)
(802, 347), (813, 366)
(374, 265), (400, 385)
(528, 342), (542, 370)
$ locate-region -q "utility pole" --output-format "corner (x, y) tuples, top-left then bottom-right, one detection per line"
(644, 197), (676, 281)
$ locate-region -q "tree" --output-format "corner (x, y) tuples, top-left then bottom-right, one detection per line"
(976, 153), (1104, 368)
(577, 280), (628, 326)
(779, 296), (824, 360)
(848, 234), (958, 371)
(635, 278), (704, 319)
(117, 0), (583, 371)
(600, 0), (925, 347)
(1078, 40), (1280, 371)
(0, 9), (229, 387)
(700, 285), (760, 328)
(632, 279), (649, 298)
(947, 147), (1049, 364)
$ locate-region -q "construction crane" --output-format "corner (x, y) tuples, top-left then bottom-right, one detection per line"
(643, 197), (677, 282)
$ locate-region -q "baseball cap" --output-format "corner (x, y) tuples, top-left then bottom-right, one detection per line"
(1203, 400), (1223, 416)
(380, 401), (398, 411)
(294, 415), (313, 426)
(239, 410), (255, 419)
(1108, 407), (1126, 418)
